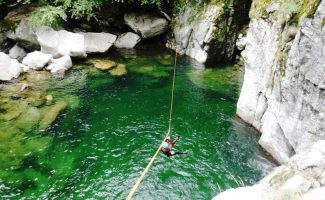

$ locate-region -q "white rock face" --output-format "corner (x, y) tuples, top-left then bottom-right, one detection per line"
(213, 140), (325, 200)
(6, 19), (39, 49)
(80, 32), (117, 53)
(22, 51), (52, 70)
(124, 13), (168, 39)
(114, 32), (141, 49)
(9, 44), (26, 60)
(167, 5), (220, 63)
(0, 52), (23, 81)
(46, 54), (72, 74)
(237, 0), (325, 163)
(36, 27), (86, 58)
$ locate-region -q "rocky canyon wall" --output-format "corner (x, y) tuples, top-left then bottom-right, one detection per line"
(237, 0), (325, 164)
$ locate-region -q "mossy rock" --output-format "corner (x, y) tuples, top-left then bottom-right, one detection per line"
(15, 107), (41, 131)
(23, 90), (46, 107)
(39, 101), (67, 130)
(109, 64), (127, 76)
(94, 59), (117, 70)
(2, 100), (28, 121)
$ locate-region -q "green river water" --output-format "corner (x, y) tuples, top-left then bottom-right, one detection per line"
(0, 46), (273, 199)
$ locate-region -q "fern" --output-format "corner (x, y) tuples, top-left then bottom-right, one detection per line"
(28, 6), (67, 29)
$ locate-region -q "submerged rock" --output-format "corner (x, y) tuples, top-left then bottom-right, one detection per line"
(46, 54), (72, 75)
(114, 32), (141, 49)
(36, 27), (86, 58)
(22, 51), (52, 70)
(39, 101), (67, 130)
(15, 106), (41, 131)
(124, 13), (169, 39)
(9, 44), (26, 61)
(94, 59), (117, 70)
(0, 52), (23, 81)
(109, 64), (127, 76)
(213, 140), (325, 200)
(81, 32), (117, 53)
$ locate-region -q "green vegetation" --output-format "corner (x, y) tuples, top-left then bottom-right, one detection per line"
(250, 0), (321, 23)
(1, 0), (170, 28)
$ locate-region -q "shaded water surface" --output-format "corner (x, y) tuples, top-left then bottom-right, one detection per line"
(0, 47), (272, 199)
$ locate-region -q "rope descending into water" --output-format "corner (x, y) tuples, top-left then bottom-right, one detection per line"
(125, 50), (178, 200)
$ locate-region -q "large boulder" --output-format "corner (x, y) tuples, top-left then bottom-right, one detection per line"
(124, 13), (168, 39)
(114, 32), (141, 49)
(9, 44), (26, 61)
(46, 54), (72, 75)
(0, 52), (23, 81)
(36, 27), (86, 58)
(22, 51), (52, 70)
(4, 6), (39, 50)
(80, 32), (117, 53)
(6, 19), (39, 50)
(213, 140), (325, 200)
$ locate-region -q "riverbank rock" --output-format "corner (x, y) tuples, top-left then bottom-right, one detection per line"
(46, 54), (72, 75)
(0, 52), (23, 81)
(124, 13), (168, 39)
(237, 0), (325, 163)
(81, 32), (117, 53)
(114, 32), (141, 49)
(9, 44), (26, 61)
(6, 19), (39, 50)
(22, 51), (52, 70)
(36, 27), (86, 58)
(168, 0), (251, 63)
(213, 140), (325, 200)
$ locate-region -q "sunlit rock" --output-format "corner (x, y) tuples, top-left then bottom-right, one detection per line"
(36, 27), (86, 58)
(46, 54), (72, 75)
(22, 51), (52, 70)
(80, 32), (117, 53)
(0, 52), (23, 81)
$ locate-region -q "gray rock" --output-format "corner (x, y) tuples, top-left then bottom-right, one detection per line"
(114, 32), (141, 49)
(9, 44), (26, 61)
(0, 52), (23, 81)
(237, 0), (325, 163)
(6, 19), (39, 50)
(46, 54), (72, 75)
(213, 140), (325, 200)
(22, 51), (52, 70)
(36, 27), (86, 58)
(80, 32), (117, 53)
(124, 13), (168, 39)
(236, 33), (247, 51)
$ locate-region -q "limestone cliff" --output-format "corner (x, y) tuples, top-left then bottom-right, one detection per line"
(167, 0), (251, 64)
(237, 0), (325, 164)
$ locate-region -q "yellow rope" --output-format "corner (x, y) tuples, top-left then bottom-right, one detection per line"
(125, 50), (178, 200)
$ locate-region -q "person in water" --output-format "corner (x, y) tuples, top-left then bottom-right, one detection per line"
(161, 135), (188, 157)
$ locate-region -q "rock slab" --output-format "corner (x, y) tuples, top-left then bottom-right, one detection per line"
(36, 27), (86, 58)
(22, 51), (52, 70)
(81, 32), (117, 53)
(114, 32), (141, 49)
(124, 13), (168, 39)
